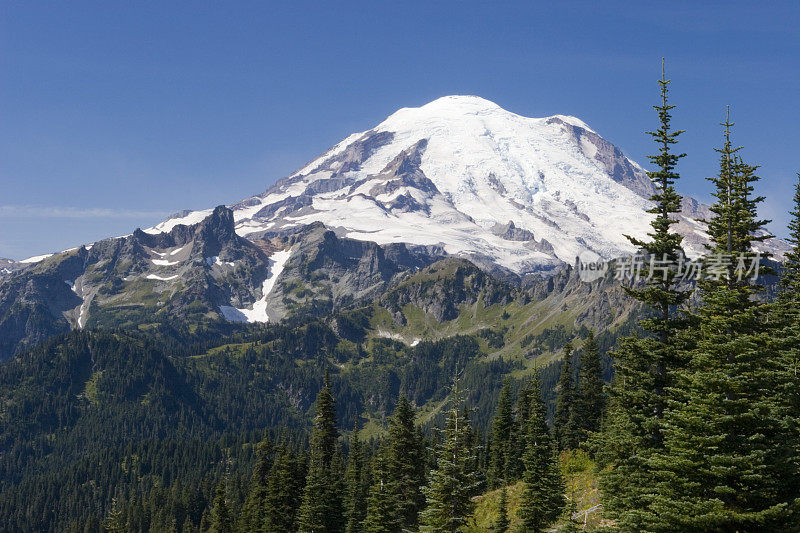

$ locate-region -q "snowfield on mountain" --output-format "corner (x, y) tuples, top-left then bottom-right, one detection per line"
(146, 95), (768, 274)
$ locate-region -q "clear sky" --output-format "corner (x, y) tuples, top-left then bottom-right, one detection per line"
(1, 1), (798, 259)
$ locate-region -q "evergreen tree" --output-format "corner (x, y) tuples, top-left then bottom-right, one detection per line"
(493, 487), (510, 533)
(266, 444), (306, 532)
(239, 438), (273, 531)
(209, 481), (233, 533)
(620, 58), (692, 437)
(518, 371), (565, 533)
(363, 443), (396, 533)
(779, 173), (800, 298)
(774, 172), (800, 494)
(487, 380), (514, 487)
(463, 408), (486, 497)
(599, 60), (692, 525)
(644, 115), (799, 530)
(298, 369), (346, 533)
(345, 427), (370, 533)
(574, 331), (605, 443)
(103, 497), (126, 533)
(386, 395), (427, 530)
(553, 343), (579, 450)
(508, 379), (536, 480)
(420, 373), (479, 532)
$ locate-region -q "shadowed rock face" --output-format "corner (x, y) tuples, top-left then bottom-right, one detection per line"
(0, 208), (442, 360)
(546, 116), (655, 199)
(379, 258), (517, 324)
(262, 223), (441, 321)
(0, 206), (270, 360)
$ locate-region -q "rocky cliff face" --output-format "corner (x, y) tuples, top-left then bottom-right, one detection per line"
(0, 208), (442, 360)
(259, 222), (441, 321)
(0, 206), (269, 359)
(379, 258), (518, 324)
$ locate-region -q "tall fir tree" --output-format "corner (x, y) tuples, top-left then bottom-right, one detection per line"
(103, 497), (126, 533)
(266, 444), (306, 533)
(239, 438), (273, 531)
(345, 426), (370, 533)
(599, 60), (693, 525)
(209, 481), (233, 533)
(779, 173), (800, 298)
(644, 114), (799, 530)
(420, 373), (480, 532)
(619, 58), (692, 437)
(553, 343), (579, 450)
(774, 172), (800, 497)
(518, 370), (565, 533)
(298, 369), (346, 533)
(508, 378), (536, 480)
(363, 442), (396, 533)
(493, 487), (510, 533)
(386, 395), (427, 530)
(487, 379), (515, 487)
(574, 331), (605, 443)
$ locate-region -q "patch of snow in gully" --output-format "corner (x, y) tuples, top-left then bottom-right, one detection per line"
(219, 248), (292, 323)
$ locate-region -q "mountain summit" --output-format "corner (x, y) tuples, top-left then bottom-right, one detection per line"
(0, 96), (789, 357)
(148, 95), (710, 274)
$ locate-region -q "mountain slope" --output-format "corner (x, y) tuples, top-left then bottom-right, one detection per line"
(146, 95), (786, 273)
(2, 95), (788, 357)
(0, 209), (440, 359)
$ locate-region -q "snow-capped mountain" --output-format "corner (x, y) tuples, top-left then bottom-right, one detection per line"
(1, 95), (791, 358)
(146, 95), (735, 274)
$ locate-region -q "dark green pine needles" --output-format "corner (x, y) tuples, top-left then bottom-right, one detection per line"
(298, 369), (346, 533)
(518, 371), (565, 533)
(488, 379), (515, 487)
(599, 61), (692, 528)
(645, 112), (799, 530)
(420, 376), (480, 532)
(573, 331), (605, 442)
(553, 342), (579, 451)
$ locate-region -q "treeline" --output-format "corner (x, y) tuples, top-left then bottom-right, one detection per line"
(0, 316), (531, 531)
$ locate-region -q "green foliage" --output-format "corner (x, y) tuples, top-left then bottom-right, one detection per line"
(363, 444), (395, 533)
(553, 343), (579, 450)
(599, 61), (693, 526)
(239, 438), (273, 531)
(519, 324), (572, 354)
(103, 497), (126, 533)
(345, 428), (370, 533)
(298, 370), (346, 532)
(781, 173), (800, 297)
(420, 376), (480, 532)
(636, 114), (800, 530)
(385, 395), (427, 529)
(266, 443), (307, 532)
(493, 487), (509, 532)
(573, 331), (605, 444)
(476, 327), (507, 349)
(487, 380), (515, 488)
(507, 378), (536, 481)
(210, 481), (233, 533)
(518, 371), (565, 532)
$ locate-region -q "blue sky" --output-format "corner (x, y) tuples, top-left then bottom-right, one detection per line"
(1, 1), (798, 259)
